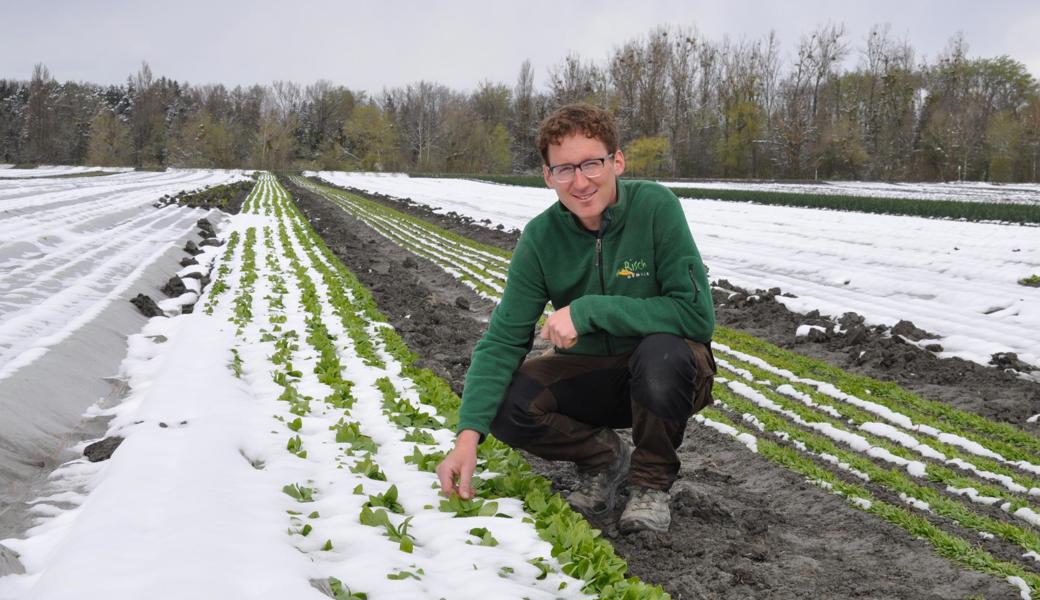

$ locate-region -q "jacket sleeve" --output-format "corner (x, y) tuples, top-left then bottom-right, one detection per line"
(569, 194), (715, 342)
(456, 233), (548, 437)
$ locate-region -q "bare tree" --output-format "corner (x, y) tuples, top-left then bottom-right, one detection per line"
(25, 63), (56, 163)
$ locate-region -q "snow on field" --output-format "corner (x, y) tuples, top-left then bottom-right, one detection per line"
(0, 165), (134, 178)
(312, 172), (1040, 371)
(660, 179), (1040, 205)
(0, 169), (249, 382)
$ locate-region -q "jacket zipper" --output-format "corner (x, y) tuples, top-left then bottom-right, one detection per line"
(595, 228), (614, 354)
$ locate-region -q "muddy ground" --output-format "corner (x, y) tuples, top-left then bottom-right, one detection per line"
(286, 176), (1032, 599)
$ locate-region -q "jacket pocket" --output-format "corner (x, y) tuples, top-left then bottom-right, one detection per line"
(687, 264), (700, 302)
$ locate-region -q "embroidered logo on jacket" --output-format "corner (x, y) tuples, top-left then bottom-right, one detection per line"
(616, 259), (649, 279)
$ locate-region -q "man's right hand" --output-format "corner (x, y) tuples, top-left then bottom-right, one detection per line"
(435, 429), (480, 500)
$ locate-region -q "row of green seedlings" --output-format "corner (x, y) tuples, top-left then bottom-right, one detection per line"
(202, 230), (241, 314)
(299, 181), (1040, 596)
(293, 176), (507, 297)
(704, 329), (1040, 594)
(349, 202), (509, 295)
(226, 227), (258, 333)
(241, 173), (275, 216)
(710, 362), (1040, 553)
(292, 177), (508, 299)
(715, 327), (1040, 474)
(295, 177), (510, 274)
(225, 204), (372, 595)
(296, 177), (554, 326)
(266, 179), (491, 590)
(202, 174), (267, 314)
(264, 184), (584, 595)
(275, 177), (581, 591)
(459, 173), (1040, 226)
(274, 177), (670, 598)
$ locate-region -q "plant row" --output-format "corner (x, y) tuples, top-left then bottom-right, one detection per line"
(291, 176), (510, 300)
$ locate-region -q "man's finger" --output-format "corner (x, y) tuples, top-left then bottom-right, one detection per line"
(435, 462), (455, 495)
(458, 467), (474, 500)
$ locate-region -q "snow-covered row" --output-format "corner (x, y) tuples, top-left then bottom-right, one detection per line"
(0, 169), (250, 382)
(660, 179), (1040, 205)
(308, 172), (1040, 371)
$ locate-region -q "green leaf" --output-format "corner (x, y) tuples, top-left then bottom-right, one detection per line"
(467, 527), (499, 547)
(282, 483), (314, 502)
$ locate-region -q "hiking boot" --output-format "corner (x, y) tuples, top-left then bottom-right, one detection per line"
(567, 436), (633, 518)
(619, 486), (671, 534)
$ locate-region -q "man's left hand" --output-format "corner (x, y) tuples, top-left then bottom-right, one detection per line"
(540, 305), (578, 349)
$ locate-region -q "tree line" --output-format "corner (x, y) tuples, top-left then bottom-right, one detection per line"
(2, 23), (1038, 182)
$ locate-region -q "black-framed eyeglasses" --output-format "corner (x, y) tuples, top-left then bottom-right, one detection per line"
(547, 154), (615, 183)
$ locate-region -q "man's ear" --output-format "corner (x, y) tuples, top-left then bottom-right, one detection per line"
(542, 164), (554, 188)
(613, 150), (626, 176)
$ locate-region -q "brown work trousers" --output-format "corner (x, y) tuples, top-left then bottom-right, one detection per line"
(489, 333), (716, 490)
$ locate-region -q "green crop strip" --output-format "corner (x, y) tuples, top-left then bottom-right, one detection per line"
(714, 350), (1040, 497)
(296, 176), (511, 261)
(668, 186), (1040, 225)
(292, 177), (508, 299)
(203, 229), (242, 314)
(716, 364), (1038, 514)
(293, 179), (511, 282)
(230, 227), (258, 331)
(699, 408), (1040, 594)
(714, 327), (1040, 461)
(711, 383), (1040, 564)
(715, 369), (1040, 539)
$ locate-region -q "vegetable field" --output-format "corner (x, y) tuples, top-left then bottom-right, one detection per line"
(1, 172), (1038, 599)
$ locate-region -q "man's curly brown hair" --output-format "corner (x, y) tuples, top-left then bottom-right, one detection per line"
(537, 104), (619, 166)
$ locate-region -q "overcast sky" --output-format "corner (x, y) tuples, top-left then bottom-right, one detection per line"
(3, 0), (1038, 95)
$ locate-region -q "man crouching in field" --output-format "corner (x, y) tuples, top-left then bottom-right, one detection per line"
(436, 103), (716, 534)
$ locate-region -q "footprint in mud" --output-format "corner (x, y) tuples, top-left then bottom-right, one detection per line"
(671, 481), (735, 523)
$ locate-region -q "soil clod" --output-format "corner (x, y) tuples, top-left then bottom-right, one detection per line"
(161, 276), (187, 297)
(84, 436), (124, 462)
(990, 351), (1035, 372)
(130, 293), (164, 318)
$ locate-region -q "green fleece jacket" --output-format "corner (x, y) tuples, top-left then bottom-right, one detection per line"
(456, 178), (715, 436)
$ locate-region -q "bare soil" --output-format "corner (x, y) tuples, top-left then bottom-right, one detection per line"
(286, 176), (1031, 599)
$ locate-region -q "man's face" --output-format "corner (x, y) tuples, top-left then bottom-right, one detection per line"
(542, 133), (625, 231)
